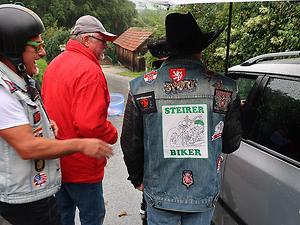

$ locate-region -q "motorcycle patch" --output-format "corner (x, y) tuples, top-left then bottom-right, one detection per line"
(164, 80), (197, 94)
(212, 121), (224, 141)
(144, 70), (158, 84)
(213, 89), (232, 114)
(162, 104), (208, 158)
(182, 170), (194, 188)
(134, 91), (157, 114)
(169, 68), (186, 82)
(33, 172), (47, 187)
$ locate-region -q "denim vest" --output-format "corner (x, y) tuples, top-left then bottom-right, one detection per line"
(0, 62), (61, 204)
(130, 56), (237, 212)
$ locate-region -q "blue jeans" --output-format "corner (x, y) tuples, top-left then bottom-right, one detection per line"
(55, 182), (105, 225)
(147, 206), (214, 225)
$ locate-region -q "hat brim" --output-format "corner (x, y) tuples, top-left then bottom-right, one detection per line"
(200, 28), (224, 50)
(147, 39), (172, 58)
(101, 31), (118, 42)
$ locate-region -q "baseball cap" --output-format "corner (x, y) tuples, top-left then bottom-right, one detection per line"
(72, 15), (117, 42)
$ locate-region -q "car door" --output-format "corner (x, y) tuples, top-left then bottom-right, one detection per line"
(218, 74), (300, 225)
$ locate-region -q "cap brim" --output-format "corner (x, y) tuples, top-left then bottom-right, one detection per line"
(102, 31), (118, 42)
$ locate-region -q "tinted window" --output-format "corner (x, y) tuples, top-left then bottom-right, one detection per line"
(237, 78), (256, 100)
(248, 78), (300, 162)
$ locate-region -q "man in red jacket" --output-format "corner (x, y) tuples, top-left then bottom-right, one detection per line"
(42, 15), (118, 225)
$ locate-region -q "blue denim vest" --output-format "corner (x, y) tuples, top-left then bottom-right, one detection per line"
(0, 62), (61, 204)
(130, 56), (237, 212)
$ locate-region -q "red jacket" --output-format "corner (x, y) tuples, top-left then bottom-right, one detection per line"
(42, 39), (118, 183)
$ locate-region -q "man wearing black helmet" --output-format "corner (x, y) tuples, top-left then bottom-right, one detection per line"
(121, 12), (242, 225)
(0, 4), (113, 225)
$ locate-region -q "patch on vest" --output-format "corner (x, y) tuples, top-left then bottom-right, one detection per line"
(33, 127), (43, 137)
(213, 89), (232, 114)
(169, 68), (186, 82)
(216, 155), (223, 173)
(134, 91), (157, 114)
(1, 78), (17, 93)
(164, 80), (197, 94)
(33, 111), (41, 124)
(35, 160), (45, 172)
(144, 70), (158, 84)
(212, 121), (224, 141)
(162, 104), (208, 158)
(33, 172), (47, 187)
(182, 170), (194, 188)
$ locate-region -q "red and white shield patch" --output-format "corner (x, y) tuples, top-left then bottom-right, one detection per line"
(169, 68), (186, 82)
(182, 170), (194, 188)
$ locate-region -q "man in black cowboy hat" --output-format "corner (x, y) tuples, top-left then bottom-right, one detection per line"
(121, 12), (242, 225)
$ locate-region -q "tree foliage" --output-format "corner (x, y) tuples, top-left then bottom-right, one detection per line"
(2, 0), (137, 35)
(180, 2), (300, 71)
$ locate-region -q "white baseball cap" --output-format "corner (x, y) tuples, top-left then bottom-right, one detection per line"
(72, 15), (117, 42)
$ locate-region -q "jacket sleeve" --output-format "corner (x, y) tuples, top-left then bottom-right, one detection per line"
(121, 92), (144, 188)
(222, 94), (242, 154)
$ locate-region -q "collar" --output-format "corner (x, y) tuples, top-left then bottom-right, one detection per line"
(65, 39), (100, 67)
(0, 61), (28, 91)
(161, 55), (206, 69)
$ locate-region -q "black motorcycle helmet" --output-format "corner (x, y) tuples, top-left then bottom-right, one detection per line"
(0, 4), (45, 71)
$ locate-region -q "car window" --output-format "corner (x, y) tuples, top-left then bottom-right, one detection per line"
(247, 78), (300, 162)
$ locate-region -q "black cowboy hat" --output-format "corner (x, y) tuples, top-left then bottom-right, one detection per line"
(148, 12), (224, 58)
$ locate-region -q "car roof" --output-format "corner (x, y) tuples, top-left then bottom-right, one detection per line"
(229, 51), (300, 78)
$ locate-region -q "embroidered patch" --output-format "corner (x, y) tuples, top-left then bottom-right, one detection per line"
(162, 104), (208, 159)
(213, 89), (233, 114)
(164, 80), (197, 94)
(2, 78), (17, 93)
(35, 160), (45, 172)
(212, 121), (224, 141)
(212, 80), (224, 89)
(33, 172), (47, 187)
(33, 127), (43, 137)
(144, 70), (158, 84)
(134, 91), (157, 114)
(33, 111), (41, 124)
(169, 68), (186, 82)
(216, 155), (223, 173)
(182, 170), (194, 188)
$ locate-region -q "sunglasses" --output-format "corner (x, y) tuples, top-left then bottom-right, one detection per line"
(26, 40), (45, 53)
(88, 35), (106, 45)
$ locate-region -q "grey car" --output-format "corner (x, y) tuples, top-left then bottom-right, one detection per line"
(212, 51), (300, 225)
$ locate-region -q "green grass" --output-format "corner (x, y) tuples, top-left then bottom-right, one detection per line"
(119, 71), (144, 78)
(36, 58), (48, 84)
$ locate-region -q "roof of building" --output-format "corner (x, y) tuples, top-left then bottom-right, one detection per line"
(113, 27), (153, 52)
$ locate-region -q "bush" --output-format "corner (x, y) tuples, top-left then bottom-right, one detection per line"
(43, 26), (70, 63)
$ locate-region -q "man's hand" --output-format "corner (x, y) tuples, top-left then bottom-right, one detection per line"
(80, 139), (113, 159)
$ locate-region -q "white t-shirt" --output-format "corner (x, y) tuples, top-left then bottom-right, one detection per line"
(0, 86), (29, 130)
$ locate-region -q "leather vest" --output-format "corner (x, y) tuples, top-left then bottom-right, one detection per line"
(0, 62), (61, 204)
